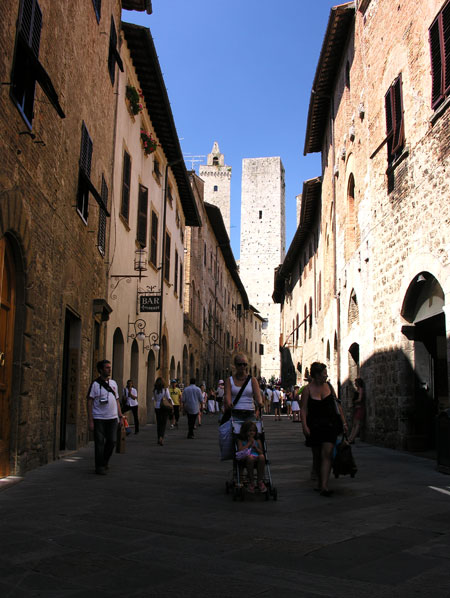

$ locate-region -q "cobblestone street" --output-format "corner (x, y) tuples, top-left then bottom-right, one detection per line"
(1, 416), (450, 597)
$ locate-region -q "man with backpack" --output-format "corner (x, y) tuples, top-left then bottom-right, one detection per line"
(87, 360), (124, 475)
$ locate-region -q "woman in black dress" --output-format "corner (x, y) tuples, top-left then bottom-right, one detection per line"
(301, 362), (347, 496)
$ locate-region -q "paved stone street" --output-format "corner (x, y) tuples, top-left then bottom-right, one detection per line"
(1, 415), (450, 597)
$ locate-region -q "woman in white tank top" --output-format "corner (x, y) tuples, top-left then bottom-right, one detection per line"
(224, 353), (263, 418)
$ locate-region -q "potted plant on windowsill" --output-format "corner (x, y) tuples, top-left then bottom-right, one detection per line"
(140, 129), (158, 155)
(126, 85), (143, 116)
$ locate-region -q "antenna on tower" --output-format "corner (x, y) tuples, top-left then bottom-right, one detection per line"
(183, 154), (206, 171)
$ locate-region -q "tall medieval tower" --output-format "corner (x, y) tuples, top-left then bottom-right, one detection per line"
(199, 142), (231, 237)
(240, 157), (286, 381)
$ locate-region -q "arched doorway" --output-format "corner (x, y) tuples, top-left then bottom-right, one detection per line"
(146, 350), (156, 423)
(130, 339), (139, 386)
(401, 272), (448, 449)
(189, 353), (195, 379)
(182, 345), (188, 384)
(112, 328), (124, 393)
(176, 361), (181, 381)
(160, 335), (168, 383)
(169, 356), (175, 382)
(0, 237), (16, 476)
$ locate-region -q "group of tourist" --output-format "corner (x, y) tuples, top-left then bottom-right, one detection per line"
(87, 356), (365, 497)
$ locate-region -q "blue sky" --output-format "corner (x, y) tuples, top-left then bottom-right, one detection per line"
(123, 0), (339, 258)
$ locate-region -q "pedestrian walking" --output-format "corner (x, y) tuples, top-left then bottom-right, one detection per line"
(272, 386), (281, 420)
(300, 362), (348, 496)
(216, 379), (225, 412)
(169, 379), (182, 429)
(348, 378), (365, 443)
(87, 359), (123, 475)
(122, 379), (139, 434)
(181, 378), (204, 438)
(152, 377), (173, 446)
(291, 385), (301, 422)
(207, 387), (218, 414)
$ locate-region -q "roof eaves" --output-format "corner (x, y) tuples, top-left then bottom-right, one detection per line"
(122, 22), (201, 226)
(272, 177), (322, 303)
(303, 3), (355, 155)
(122, 1), (153, 14)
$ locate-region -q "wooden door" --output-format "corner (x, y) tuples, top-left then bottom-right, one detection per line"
(0, 238), (16, 477)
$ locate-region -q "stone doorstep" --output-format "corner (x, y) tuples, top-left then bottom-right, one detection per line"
(0, 476), (24, 493)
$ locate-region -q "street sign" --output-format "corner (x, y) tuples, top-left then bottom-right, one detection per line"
(140, 294), (161, 312)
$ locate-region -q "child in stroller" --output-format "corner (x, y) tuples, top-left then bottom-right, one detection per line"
(236, 420), (267, 493)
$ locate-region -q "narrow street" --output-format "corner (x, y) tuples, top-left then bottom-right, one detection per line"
(1, 416), (450, 598)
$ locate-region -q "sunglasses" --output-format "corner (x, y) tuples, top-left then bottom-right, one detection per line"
(236, 362), (248, 366)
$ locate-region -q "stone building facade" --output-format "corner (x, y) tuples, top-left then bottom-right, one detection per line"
(184, 172), (261, 388)
(240, 157), (285, 381)
(104, 22), (200, 425)
(274, 0), (450, 452)
(198, 142), (232, 238)
(0, 0), (150, 476)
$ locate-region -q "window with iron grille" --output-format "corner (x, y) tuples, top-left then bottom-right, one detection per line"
(121, 150), (131, 222)
(384, 74), (405, 164)
(97, 176), (108, 254)
(164, 231), (171, 282)
(150, 210), (158, 266)
(108, 16), (123, 85)
(174, 250), (179, 294)
(77, 122), (93, 223)
(136, 184), (148, 247)
(11, 0), (65, 127)
(92, 0), (101, 22)
(430, 1), (450, 110)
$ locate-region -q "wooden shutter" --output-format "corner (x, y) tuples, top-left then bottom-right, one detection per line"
(136, 185), (148, 247)
(98, 176), (108, 254)
(19, 0), (42, 57)
(174, 250), (178, 294)
(179, 264), (183, 303)
(80, 122), (93, 176)
(150, 211), (158, 266)
(430, 2), (450, 109)
(121, 151), (131, 221)
(385, 75), (404, 163)
(164, 232), (171, 282)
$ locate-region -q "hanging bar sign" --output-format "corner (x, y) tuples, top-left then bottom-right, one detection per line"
(140, 295), (161, 312)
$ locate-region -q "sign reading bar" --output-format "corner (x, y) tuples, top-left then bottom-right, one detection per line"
(140, 295), (161, 313)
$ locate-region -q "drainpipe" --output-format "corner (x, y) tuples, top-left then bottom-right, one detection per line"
(157, 158), (182, 371)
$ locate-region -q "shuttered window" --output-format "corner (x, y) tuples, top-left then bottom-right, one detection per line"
(98, 176), (108, 255)
(385, 74), (405, 164)
(11, 0), (65, 125)
(77, 122), (93, 222)
(108, 16), (123, 85)
(164, 231), (171, 282)
(136, 184), (148, 247)
(150, 210), (158, 266)
(174, 250), (179, 294)
(92, 0), (101, 22)
(121, 151), (131, 222)
(430, 1), (450, 109)
(179, 264), (183, 305)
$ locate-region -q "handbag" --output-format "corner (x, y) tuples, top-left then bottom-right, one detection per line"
(235, 447), (252, 461)
(160, 394), (173, 412)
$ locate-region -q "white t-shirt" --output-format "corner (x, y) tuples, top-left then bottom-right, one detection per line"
(272, 389), (280, 403)
(123, 386), (138, 407)
(90, 379), (119, 420)
(152, 388), (172, 409)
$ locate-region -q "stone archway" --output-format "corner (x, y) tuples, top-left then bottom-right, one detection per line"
(401, 272), (448, 449)
(112, 328), (125, 393)
(130, 339), (139, 387)
(146, 350), (156, 423)
(182, 345), (188, 384)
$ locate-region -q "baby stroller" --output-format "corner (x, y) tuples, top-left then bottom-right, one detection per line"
(225, 414), (277, 501)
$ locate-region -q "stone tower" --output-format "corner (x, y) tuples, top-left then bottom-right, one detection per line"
(240, 157), (286, 381)
(199, 142), (232, 237)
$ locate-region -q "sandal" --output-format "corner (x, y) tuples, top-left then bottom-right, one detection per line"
(258, 481), (267, 493)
